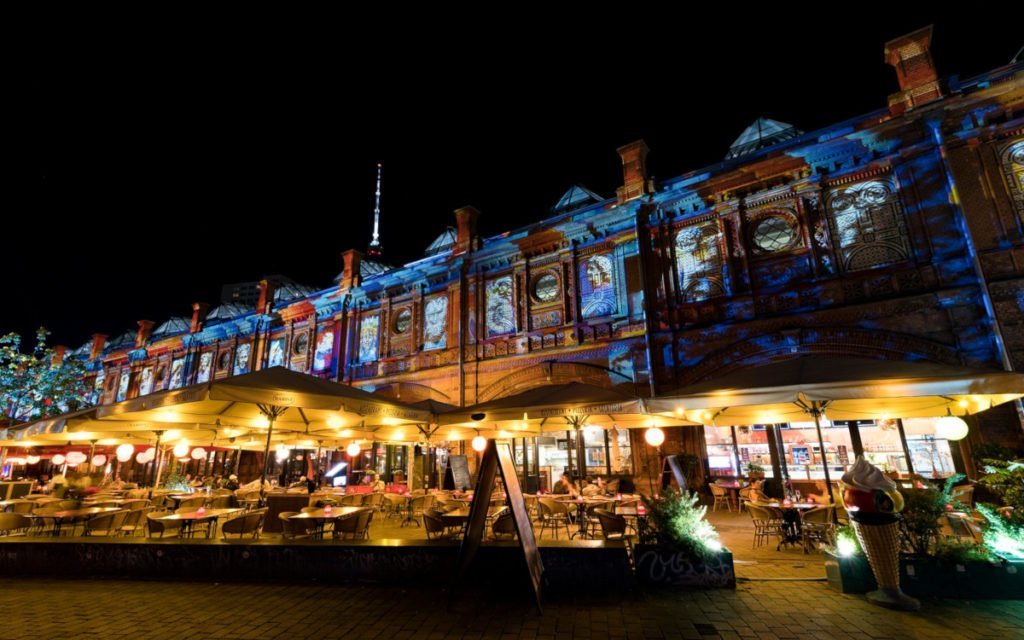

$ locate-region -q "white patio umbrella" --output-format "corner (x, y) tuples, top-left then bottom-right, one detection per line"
(647, 356), (1024, 503)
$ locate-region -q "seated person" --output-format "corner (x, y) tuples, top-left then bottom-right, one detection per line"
(581, 476), (601, 497)
(223, 474), (240, 491)
(747, 480), (772, 504)
(551, 473), (579, 497)
(806, 481), (835, 505)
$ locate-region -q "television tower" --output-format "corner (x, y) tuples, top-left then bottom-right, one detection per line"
(367, 163), (383, 259)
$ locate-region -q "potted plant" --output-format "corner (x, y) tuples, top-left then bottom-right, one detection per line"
(745, 463), (765, 480)
(633, 488), (735, 588)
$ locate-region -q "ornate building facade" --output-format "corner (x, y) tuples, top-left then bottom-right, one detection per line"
(63, 29), (1024, 481)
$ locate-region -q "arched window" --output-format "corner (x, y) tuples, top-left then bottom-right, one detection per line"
(1002, 139), (1024, 225)
(675, 221), (725, 302)
(825, 177), (911, 272)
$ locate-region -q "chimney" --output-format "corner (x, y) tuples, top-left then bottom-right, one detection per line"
(884, 25), (942, 116)
(51, 345), (67, 366)
(453, 206), (480, 255)
(616, 140), (652, 205)
(135, 320), (155, 348)
(339, 249), (364, 291)
(257, 279), (278, 314)
(190, 303), (211, 333)
(89, 334), (107, 360)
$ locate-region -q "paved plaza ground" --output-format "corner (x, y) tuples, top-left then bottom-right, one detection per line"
(2, 576), (1022, 640)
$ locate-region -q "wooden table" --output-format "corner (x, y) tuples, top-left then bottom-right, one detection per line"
(756, 502), (819, 550)
(288, 507), (365, 539)
(32, 507), (122, 536)
(158, 508), (244, 538)
(439, 506), (507, 538)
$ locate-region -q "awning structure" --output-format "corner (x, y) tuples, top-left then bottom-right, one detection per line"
(646, 357), (1024, 424)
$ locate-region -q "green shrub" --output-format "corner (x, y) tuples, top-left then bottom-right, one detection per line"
(641, 488), (722, 560)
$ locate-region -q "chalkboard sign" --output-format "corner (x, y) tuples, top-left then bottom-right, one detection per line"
(447, 455), (472, 490)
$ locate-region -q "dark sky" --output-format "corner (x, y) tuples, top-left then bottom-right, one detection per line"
(10, 12), (1022, 348)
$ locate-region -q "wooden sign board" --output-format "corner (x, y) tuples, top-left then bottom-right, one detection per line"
(445, 455), (472, 490)
(451, 440), (544, 612)
(664, 454), (687, 490)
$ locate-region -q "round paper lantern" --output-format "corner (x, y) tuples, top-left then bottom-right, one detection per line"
(116, 444), (134, 462)
(91, 454), (107, 467)
(172, 443), (189, 458)
(191, 447), (206, 460)
(144, 447), (155, 459)
(136, 452), (149, 464)
(51, 454), (66, 466)
(936, 415), (969, 441)
(66, 451), (88, 466)
(471, 436), (487, 452)
(644, 427), (665, 447)
(26, 455), (41, 465)
(346, 443), (361, 457)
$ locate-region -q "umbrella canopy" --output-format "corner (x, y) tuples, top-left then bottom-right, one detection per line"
(646, 356), (1024, 423)
(437, 382), (683, 432)
(93, 367), (430, 497)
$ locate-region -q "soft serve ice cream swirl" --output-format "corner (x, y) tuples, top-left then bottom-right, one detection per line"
(842, 456), (896, 492)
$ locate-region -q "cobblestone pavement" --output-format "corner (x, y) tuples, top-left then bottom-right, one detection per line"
(1, 577), (1021, 640)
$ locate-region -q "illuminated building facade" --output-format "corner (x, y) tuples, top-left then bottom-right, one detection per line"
(64, 29), (1023, 485)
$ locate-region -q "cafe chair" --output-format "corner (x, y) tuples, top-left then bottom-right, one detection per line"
(29, 506), (62, 536)
(178, 497), (206, 512)
(146, 513), (182, 538)
(207, 496), (233, 510)
(423, 510), (452, 540)
(333, 512), (367, 540)
(737, 486), (753, 512)
(709, 484), (733, 512)
(800, 506), (835, 553)
(6, 500), (36, 515)
(121, 499), (152, 511)
(279, 512), (315, 540)
(223, 510), (265, 539)
(354, 510), (373, 540)
(118, 508), (149, 537)
(340, 494), (365, 507)
(83, 510), (131, 537)
(491, 512), (517, 540)
(382, 494), (405, 520)
(0, 513), (32, 537)
(363, 492), (384, 511)
(746, 504), (782, 548)
(537, 498), (572, 540)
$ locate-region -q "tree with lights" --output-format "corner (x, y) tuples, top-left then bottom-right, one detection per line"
(1, 328), (92, 425)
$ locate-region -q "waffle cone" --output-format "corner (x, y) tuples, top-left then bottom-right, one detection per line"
(851, 520), (900, 591)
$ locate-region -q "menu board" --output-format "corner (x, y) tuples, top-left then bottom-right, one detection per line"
(740, 448), (750, 463)
(837, 445), (850, 466)
(791, 446), (810, 465)
(446, 455), (472, 490)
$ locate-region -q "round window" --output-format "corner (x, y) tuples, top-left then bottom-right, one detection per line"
(217, 351), (231, 371)
(752, 215), (798, 253)
(293, 334), (309, 356)
(533, 273), (559, 302)
(394, 309), (412, 334)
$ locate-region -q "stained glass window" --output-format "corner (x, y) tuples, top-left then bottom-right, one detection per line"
(533, 273), (559, 302)
(751, 215), (799, 253)
(579, 255), (617, 319)
(486, 277), (515, 336)
(1002, 139), (1024, 224)
(675, 221), (725, 302)
(423, 296), (448, 351)
(359, 315), (380, 363)
(825, 177), (911, 272)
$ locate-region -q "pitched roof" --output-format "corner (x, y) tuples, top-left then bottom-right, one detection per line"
(424, 227), (457, 257)
(205, 303), (252, 322)
(725, 117), (803, 159)
(273, 282), (317, 303)
(552, 185), (604, 213)
(152, 317), (190, 337)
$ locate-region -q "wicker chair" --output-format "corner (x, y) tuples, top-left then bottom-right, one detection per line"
(594, 508), (629, 542)
(362, 492), (384, 511)
(118, 507), (152, 537)
(83, 510), (131, 537)
(340, 494), (365, 507)
(223, 510), (265, 539)
(279, 512), (315, 540)
(537, 498), (572, 540)
(746, 504), (781, 548)
(491, 512), (517, 540)
(177, 497), (206, 512)
(709, 484), (733, 512)
(423, 510), (451, 540)
(146, 513), (182, 538)
(6, 500), (35, 515)
(333, 512), (366, 540)
(0, 513), (32, 537)
(207, 496), (233, 510)
(800, 506), (835, 553)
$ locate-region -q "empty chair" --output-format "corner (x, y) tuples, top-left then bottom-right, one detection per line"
(6, 500), (35, 515)
(146, 513), (182, 538)
(340, 494), (365, 507)
(593, 508), (628, 541)
(491, 512), (516, 540)
(709, 484), (733, 512)
(800, 506), (835, 553)
(223, 510), (265, 539)
(119, 507), (153, 537)
(537, 498), (572, 540)
(353, 510), (373, 540)
(333, 512), (364, 540)
(746, 504), (781, 548)
(178, 497), (206, 512)
(279, 512), (315, 540)
(83, 510), (130, 537)
(407, 495), (435, 525)
(121, 499), (152, 511)
(207, 496), (233, 510)
(423, 510), (452, 540)
(0, 513), (32, 537)
(362, 492), (384, 511)
(57, 500), (80, 510)
(382, 494), (406, 519)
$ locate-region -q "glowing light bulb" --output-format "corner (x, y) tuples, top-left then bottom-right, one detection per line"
(935, 415), (969, 441)
(327, 415), (344, 429)
(645, 427), (665, 447)
(116, 444), (134, 462)
(471, 436), (487, 452)
(346, 443), (361, 457)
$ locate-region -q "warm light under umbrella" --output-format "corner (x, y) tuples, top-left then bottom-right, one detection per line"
(191, 447), (206, 460)
(91, 454), (107, 467)
(346, 443), (361, 457)
(173, 443), (189, 458)
(644, 427), (665, 447)
(26, 455), (41, 465)
(116, 444), (134, 462)
(471, 436), (487, 452)
(51, 454), (66, 466)
(935, 415), (969, 441)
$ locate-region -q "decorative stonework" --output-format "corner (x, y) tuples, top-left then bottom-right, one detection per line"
(1001, 139), (1024, 224)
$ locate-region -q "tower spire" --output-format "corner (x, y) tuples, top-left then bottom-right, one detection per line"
(367, 162), (383, 258)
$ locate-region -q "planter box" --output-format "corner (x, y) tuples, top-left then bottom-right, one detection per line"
(633, 545), (735, 588)
(825, 551), (1024, 599)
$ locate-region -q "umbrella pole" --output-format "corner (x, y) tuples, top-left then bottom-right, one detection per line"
(809, 402), (836, 506)
(258, 408), (278, 504)
(148, 432), (164, 500)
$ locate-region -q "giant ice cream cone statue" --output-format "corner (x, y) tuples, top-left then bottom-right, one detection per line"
(842, 457), (920, 611)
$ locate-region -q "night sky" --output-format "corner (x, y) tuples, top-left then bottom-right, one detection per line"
(11, 12), (1022, 349)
